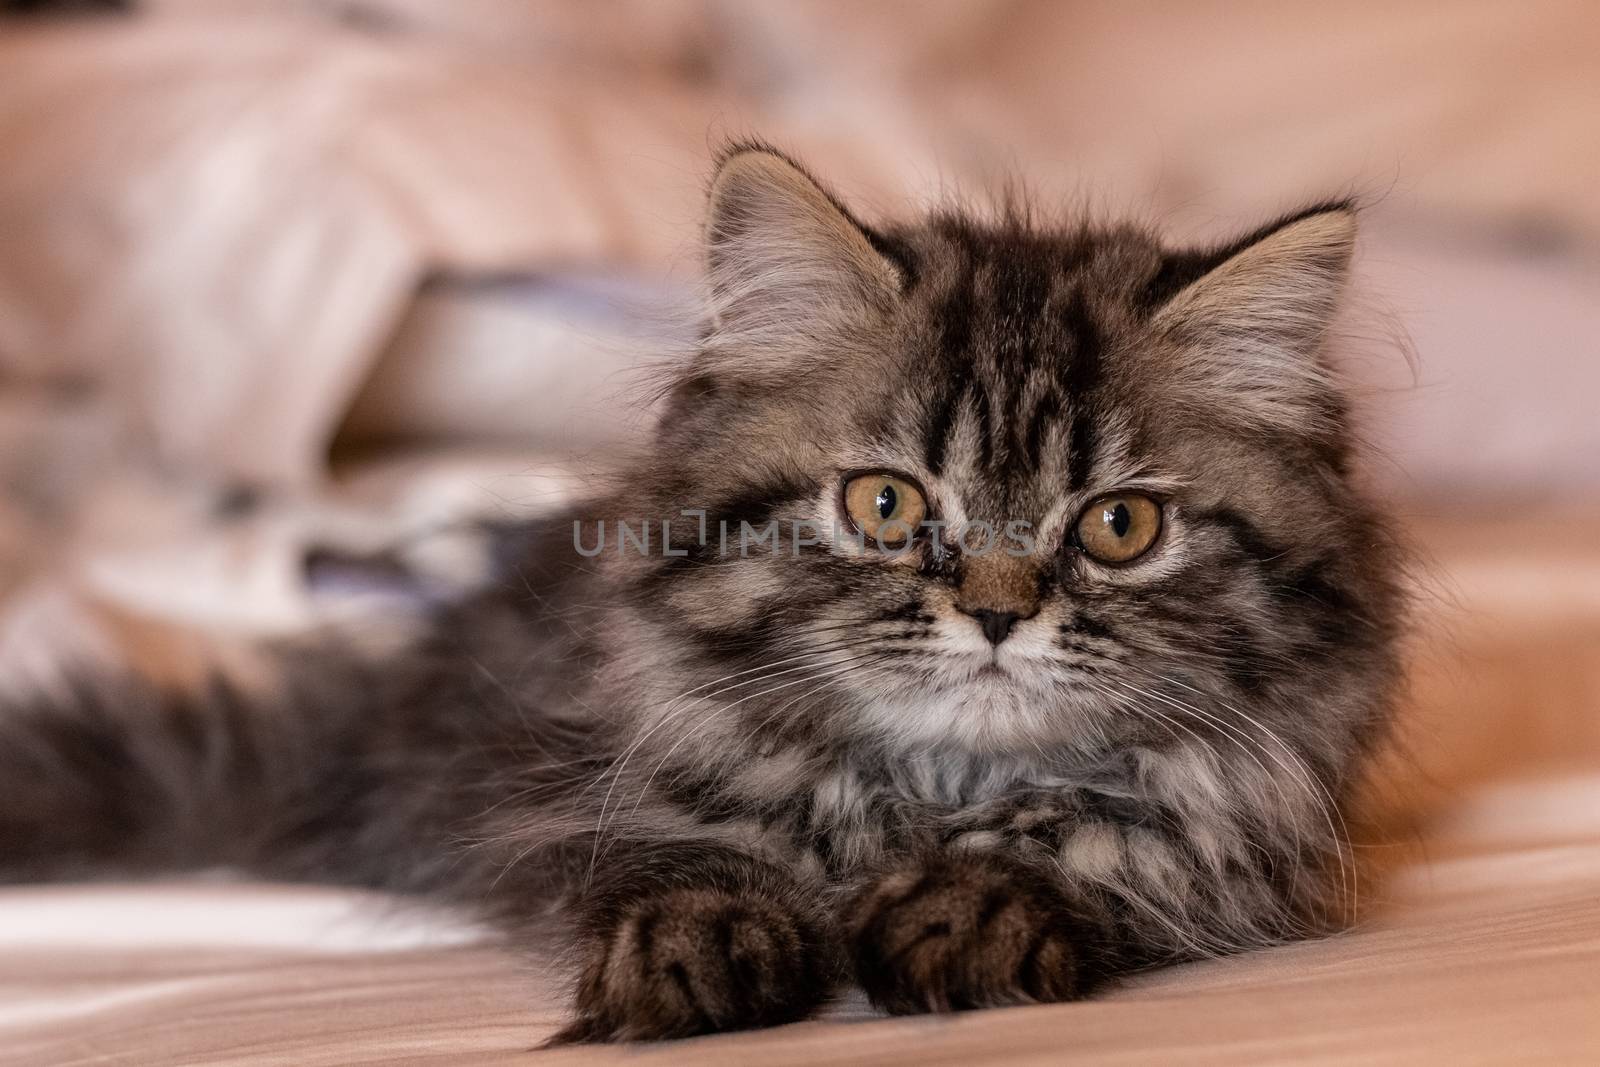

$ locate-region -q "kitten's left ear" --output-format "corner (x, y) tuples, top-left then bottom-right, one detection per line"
(1151, 203), (1357, 432)
(704, 144), (903, 352)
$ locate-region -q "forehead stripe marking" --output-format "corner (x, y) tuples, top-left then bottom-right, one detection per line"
(1063, 288), (1103, 491)
(968, 375), (995, 471)
(924, 264), (977, 475)
(1023, 387), (1061, 472)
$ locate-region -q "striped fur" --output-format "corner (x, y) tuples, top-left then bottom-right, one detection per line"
(0, 144), (1404, 1042)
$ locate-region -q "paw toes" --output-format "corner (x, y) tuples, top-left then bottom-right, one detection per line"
(571, 888), (829, 1041)
(849, 856), (1086, 1014)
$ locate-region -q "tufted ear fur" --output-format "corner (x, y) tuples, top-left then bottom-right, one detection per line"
(1151, 204), (1358, 435)
(702, 144), (902, 367)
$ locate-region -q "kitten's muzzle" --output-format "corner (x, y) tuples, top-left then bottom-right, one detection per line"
(955, 553), (1042, 645)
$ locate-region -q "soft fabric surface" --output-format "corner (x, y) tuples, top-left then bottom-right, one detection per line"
(4, 773), (1598, 1065)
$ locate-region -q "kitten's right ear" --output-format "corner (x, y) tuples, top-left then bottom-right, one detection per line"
(704, 144), (903, 355)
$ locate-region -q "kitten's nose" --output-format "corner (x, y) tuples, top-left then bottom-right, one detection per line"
(966, 608), (1022, 646)
(954, 553), (1040, 646)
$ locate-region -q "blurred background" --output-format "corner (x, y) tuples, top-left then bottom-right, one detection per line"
(3, 0), (1598, 765)
(1, 0), (1598, 783)
(2, 3), (1600, 1061)
(6, 4), (1593, 771)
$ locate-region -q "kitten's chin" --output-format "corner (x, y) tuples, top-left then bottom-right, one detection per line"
(854, 657), (1097, 756)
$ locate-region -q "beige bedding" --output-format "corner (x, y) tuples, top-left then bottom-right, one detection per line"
(5, 777), (1598, 1066)
(4, 781), (1597, 1065)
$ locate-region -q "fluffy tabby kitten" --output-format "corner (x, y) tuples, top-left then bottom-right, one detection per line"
(0, 144), (1403, 1043)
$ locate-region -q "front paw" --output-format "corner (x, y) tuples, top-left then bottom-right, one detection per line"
(555, 886), (833, 1043)
(847, 854), (1089, 1014)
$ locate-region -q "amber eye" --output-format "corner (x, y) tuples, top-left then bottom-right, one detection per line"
(843, 473), (928, 547)
(1074, 493), (1162, 564)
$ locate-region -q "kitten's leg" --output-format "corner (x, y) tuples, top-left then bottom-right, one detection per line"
(847, 774), (1322, 1015)
(845, 851), (1100, 1014)
(548, 842), (839, 1043)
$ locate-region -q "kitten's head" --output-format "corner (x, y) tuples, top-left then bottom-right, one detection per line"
(619, 144), (1401, 763)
